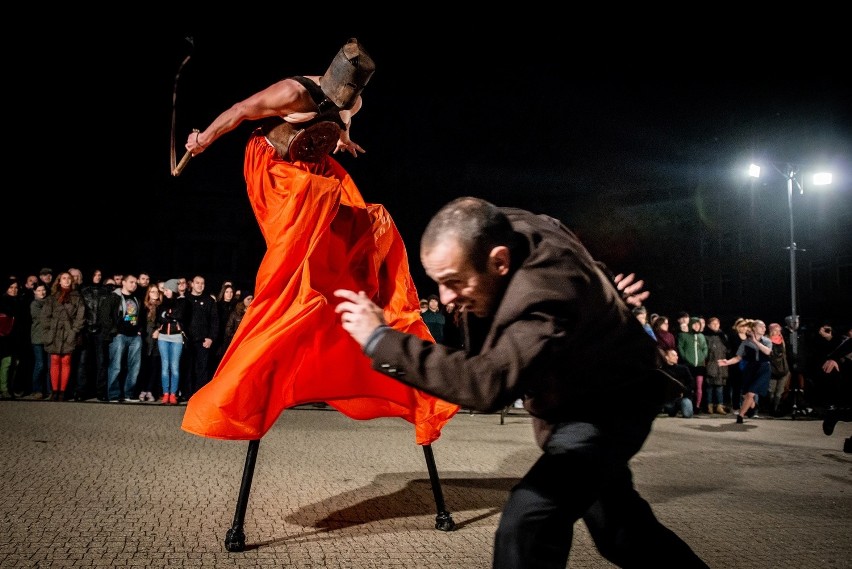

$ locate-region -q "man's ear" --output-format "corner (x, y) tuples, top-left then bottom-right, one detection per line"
(489, 246), (511, 276)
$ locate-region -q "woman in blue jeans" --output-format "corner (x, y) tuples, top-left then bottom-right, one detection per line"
(718, 319), (772, 424)
(156, 280), (187, 405)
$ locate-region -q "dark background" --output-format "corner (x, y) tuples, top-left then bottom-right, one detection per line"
(4, 16), (851, 324)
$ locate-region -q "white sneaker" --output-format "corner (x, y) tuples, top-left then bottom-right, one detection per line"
(512, 399), (524, 409)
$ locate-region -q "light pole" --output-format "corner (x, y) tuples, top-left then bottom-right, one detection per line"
(748, 162), (832, 361)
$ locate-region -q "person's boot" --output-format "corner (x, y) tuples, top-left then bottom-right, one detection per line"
(716, 404), (727, 415)
(706, 404), (713, 415)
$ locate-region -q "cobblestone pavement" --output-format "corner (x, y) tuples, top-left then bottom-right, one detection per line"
(1, 400), (850, 568)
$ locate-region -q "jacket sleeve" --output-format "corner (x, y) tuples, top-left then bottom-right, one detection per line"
(40, 299), (56, 345)
(72, 298), (86, 335)
(207, 304), (220, 341)
(676, 332), (688, 356)
(368, 311), (563, 413)
(98, 296), (116, 337)
(699, 334), (709, 364)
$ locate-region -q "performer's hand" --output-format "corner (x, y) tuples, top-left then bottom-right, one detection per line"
(822, 359), (840, 374)
(333, 289), (386, 347)
(334, 134), (365, 157)
(614, 272), (649, 307)
(185, 129), (208, 156)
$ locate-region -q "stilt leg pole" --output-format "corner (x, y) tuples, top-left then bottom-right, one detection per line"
(422, 444), (455, 531)
(225, 439), (260, 551)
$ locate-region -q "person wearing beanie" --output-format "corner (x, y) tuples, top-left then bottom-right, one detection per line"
(38, 268), (54, 290)
(163, 279), (180, 294)
(156, 279), (186, 405)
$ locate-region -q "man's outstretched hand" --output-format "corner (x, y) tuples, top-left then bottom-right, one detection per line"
(334, 289), (386, 347)
(614, 273), (649, 308)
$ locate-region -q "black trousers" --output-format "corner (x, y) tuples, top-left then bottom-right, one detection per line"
(74, 331), (108, 400)
(493, 416), (708, 568)
(185, 340), (212, 398)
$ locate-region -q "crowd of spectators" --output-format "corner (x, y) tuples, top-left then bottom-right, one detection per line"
(2, 266), (848, 432)
(0, 267), (253, 404)
(416, 296), (851, 424)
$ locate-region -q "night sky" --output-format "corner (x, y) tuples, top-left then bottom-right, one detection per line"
(6, 18), (851, 302)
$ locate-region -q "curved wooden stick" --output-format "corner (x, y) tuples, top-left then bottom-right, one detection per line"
(172, 149), (193, 176)
(172, 129), (199, 177)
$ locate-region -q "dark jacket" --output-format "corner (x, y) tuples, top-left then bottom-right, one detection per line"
(368, 207), (662, 448)
(185, 293), (219, 343)
(80, 283), (112, 334)
(99, 289), (145, 342)
(29, 297), (48, 345)
(156, 296), (187, 336)
(41, 290), (85, 355)
(661, 361), (695, 399)
(769, 339), (789, 379)
(703, 328), (729, 384)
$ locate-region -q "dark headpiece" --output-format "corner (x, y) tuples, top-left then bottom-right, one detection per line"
(320, 38), (375, 110)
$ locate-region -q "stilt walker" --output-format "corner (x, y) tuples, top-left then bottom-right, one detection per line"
(172, 38), (459, 551)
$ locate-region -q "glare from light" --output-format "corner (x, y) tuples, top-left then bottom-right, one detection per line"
(748, 163), (761, 178)
(812, 172), (832, 186)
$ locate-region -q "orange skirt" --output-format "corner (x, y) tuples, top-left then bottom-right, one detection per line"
(181, 134), (459, 444)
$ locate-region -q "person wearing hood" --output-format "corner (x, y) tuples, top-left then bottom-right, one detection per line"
(677, 316), (708, 413)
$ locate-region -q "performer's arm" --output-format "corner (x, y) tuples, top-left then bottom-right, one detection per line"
(185, 78), (309, 155)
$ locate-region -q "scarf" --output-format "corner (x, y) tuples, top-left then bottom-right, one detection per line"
(56, 286), (72, 304)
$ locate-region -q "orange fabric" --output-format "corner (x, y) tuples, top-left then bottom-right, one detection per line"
(181, 133), (459, 444)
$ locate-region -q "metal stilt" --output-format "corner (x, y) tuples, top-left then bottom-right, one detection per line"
(222, 437), (456, 551)
(422, 444), (456, 531)
(224, 439), (260, 552)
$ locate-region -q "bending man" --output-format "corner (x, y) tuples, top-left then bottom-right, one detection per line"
(335, 197), (708, 568)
